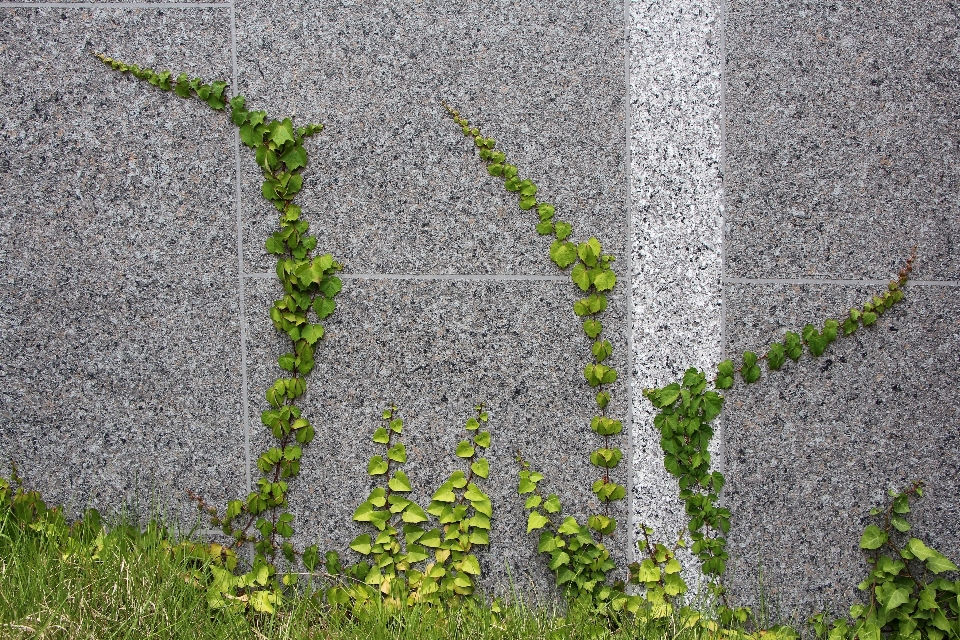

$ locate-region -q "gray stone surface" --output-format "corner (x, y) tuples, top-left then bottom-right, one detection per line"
(242, 276), (629, 596)
(722, 282), (960, 620)
(724, 0), (960, 281)
(628, 0), (725, 568)
(0, 8), (243, 523)
(234, 0), (626, 276)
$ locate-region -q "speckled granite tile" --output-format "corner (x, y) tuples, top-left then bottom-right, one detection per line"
(722, 283), (960, 621)
(0, 8), (243, 523)
(472, 0), (627, 268)
(724, 1), (960, 281)
(234, 0), (626, 277)
(241, 277), (629, 596)
(629, 0), (725, 570)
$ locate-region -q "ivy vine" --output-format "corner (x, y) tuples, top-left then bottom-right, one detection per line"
(94, 53), (340, 609)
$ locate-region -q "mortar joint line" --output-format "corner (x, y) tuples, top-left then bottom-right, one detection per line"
(228, 0), (251, 498)
(722, 277), (960, 287)
(718, 0), (729, 503)
(241, 272), (569, 282)
(622, 0), (635, 566)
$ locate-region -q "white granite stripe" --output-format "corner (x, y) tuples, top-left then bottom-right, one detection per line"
(629, 0), (725, 557)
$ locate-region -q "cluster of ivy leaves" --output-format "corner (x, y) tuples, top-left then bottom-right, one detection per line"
(643, 251), (916, 600)
(321, 404), (493, 612)
(810, 482), (959, 640)
(95, 53), (340, 612)
(441, 104), (628, 605)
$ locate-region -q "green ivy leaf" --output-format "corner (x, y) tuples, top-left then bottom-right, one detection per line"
(518, 180), (537, 197)
(536, 221), (554, 235)
(277, 353), (295, 371)
(456, 441), (475, 458)
(767, 343), (786, 370)
(784, 332), (803, 360)
(571, 264), (591, 291)
(388, 443), (407, 463)
(527, 511), (550, 533)
(860, 525), (888, 550)
(635, 558), (661, 583)
(350, 534), (373, 555)
(367, 456), (388, 476)
(550, 240), (578, 268)
(553, 221), (573, 241)
(589, 448), (623, 469)
(418, 529), (441, 548)
(925, 552), (960, 574)
(460, 555), (482, 575)
(432, 482), (455, 503)
(474, 431), (491, 448)
(401, 502), (428, 524)
(469, 529), (490, 546)
(388, 471), (412, 493)
(593, 269), (616, 291)
(281, 144), (308, 171)
(542, 494), (562, 513)
(471, 458), (489, 478)
(557, 517), (580, 536)
(301, 323), (324, 345)
(588, 515), (616, 535)
(883, 586), (912, 613)
(270, 118), (295, 146)
(449, 470), (468, 488)
(583, 319), (602, 339)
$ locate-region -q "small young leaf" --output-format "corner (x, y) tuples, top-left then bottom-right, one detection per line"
(550, 240), (578, 268)
(593, 269), (616, 291)
(767, 343), (785, 370)
(367, 456), (388, 476)
(388, 471), (412, 492)
(571, 264), (591, 291)
(301, 323), (324, 345)
(583, 319), (602, 339)
(860, 525), (888, 550)
(350, 534), (373, 555)
(471, 458), (489, 478)
(388, 443), (407, 463)
(784, 332), (803, 360)
(527, 511), (550, 533)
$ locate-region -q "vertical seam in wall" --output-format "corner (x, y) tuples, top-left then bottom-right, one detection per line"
(230, 0), (251, 496)
(623, 0), (635, 567)
(717, 0), (729, 490)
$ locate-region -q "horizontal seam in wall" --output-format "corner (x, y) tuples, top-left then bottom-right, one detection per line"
(0, 2), (230, 8)
(723, 278), (960, 287)
(242, 272), (569, 282)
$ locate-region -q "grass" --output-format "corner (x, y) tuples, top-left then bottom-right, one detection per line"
(0, 478), (787, 640)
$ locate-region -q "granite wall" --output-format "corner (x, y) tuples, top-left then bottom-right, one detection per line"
(0, 0), (956, 619)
